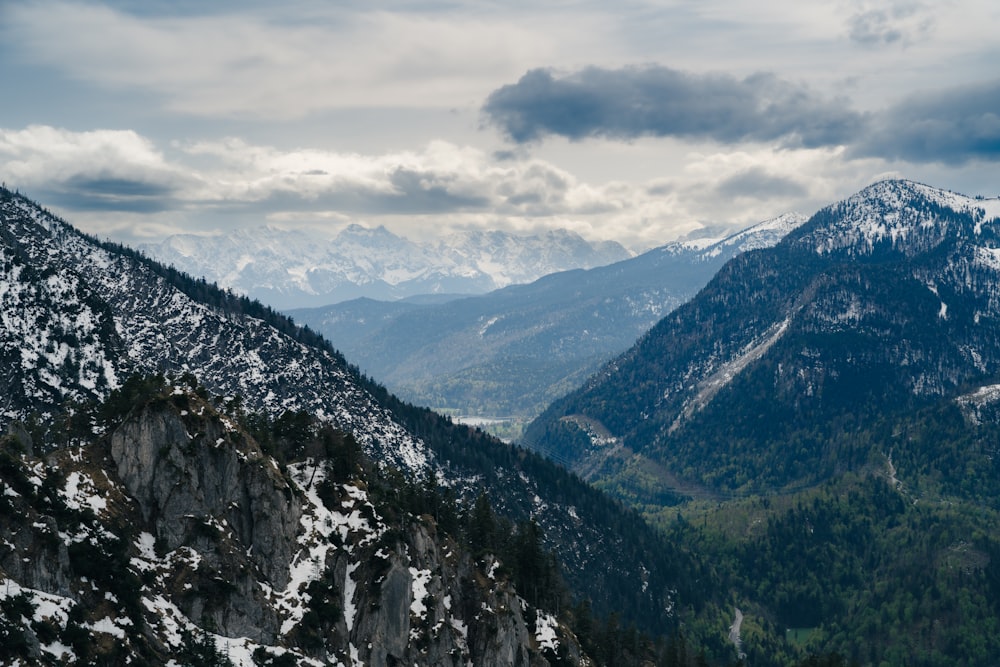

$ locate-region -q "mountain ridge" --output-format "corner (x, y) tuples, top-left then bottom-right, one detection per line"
(0, 185), (688, 647)
(524, 179), (1000, 498)
(290, 211), (808, 423)
(140, 224), (633, 308)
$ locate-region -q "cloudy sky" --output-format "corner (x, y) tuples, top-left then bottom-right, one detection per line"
(1, 0), (998, 250)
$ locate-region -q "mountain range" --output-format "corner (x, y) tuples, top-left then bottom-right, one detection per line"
(0, 186), (693, 665)
(7, 179), (1000, 665)
(289, 213), (807, 426)
(140, 225), (632, 309)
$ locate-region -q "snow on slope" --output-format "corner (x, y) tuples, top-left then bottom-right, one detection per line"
(700, 212), (809, 257)
(806, 180), (1000, 257)
(0, 189), (429, 474)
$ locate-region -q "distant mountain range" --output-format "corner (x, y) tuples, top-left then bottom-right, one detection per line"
(140, 225), (632, 308)
(289, 213), (807, 423)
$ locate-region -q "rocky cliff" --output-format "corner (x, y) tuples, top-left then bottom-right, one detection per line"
(0, 383), (588, 665)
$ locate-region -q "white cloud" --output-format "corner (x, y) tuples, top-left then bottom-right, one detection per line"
(0, 125), (176, 183)
(2, 123), (980, 251)
(0, 124), (711, 247)
(177, 136), (638, 223)
(3, 2), (576, 118)
(0, 125), (199, 218)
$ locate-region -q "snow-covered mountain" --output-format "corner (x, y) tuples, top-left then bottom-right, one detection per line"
(140, 225), (632, 308)
(524, 179), (1000, 499)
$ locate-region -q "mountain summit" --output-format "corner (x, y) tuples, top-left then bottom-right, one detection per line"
(525, 179), (1000, 498)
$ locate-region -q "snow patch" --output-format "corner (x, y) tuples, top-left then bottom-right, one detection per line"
(534, 610), (559, 652)
(409, 567), (433, 619)
(60, 471), (107, 514)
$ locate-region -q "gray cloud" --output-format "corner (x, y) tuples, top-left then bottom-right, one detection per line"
(854, 80), (1000, 165)
(714, 168), (808, 200)
(40, 175), (177, 213)
(212, 168), (492, 218)
(847, 2), (931, 47)
(382, 168), (492, 213)
(849, 9), (903, 45)
(485, 66), (1000, 167)
(482, 66), (866, 147)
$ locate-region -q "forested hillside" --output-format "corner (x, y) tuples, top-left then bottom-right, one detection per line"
(523, 180), (1000, 665)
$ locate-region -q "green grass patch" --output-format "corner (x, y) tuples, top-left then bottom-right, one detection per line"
(786, 627), (817, 647)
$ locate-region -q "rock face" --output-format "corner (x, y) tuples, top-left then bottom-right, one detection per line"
(110, 402), (301, 588)
(0, 386), (588, 665)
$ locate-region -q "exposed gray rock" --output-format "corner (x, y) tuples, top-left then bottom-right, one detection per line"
(1, 388), (589, 665)
(110, 402), (300, 588)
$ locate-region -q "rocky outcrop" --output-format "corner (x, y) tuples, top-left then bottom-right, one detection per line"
(344, 524), (540, 667)
(110, 400), (300, 587)
(0, 387), (589, 665)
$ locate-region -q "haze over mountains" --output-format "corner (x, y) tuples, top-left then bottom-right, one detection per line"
(289, 212), (807, 425)
(140, 224), (632, 309)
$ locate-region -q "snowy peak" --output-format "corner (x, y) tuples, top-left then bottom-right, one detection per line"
(140, 225), (632, 308)
(795, 179), (1000, 258)
(698, 212), (810, 258)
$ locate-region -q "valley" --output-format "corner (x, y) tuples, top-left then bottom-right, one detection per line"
(4, 180), (1000, 665)
(6, 0), (998, 663)
(288, 212), (807, 433)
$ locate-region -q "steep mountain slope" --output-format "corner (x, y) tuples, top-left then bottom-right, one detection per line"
(520, 179), (1000, 666)
(0, 382), (593, 665)
(524, 180), (1000, 500)
(291, 213), (807, 422)
(0, 186), (685, 640)
(140, 225), (632, 308)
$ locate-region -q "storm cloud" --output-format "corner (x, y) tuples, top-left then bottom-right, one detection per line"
(41, 175), (178, 213)
(485, 66), (1000, 168)
(482, 66), (866, 148)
